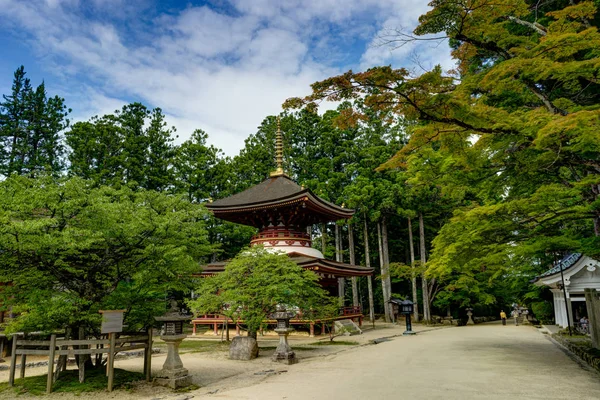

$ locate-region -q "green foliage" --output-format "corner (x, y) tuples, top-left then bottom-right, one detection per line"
(0, 66), (70, 177)
(0, 368), (144, 395)
(531, 301), (554, 324)
(0, 175), (212, 334)
(286, 0), (600, 312)
(188, 247), (337, 335)
(66, 103), (175, 190)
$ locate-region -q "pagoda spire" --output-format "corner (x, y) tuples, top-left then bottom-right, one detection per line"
(270, 116), (287, 177)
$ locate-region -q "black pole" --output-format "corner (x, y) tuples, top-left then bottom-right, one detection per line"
(405, 314), (412, 333)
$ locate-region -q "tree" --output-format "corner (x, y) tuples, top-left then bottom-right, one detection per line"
(285, 0), (600, 312)
(188, 247), (335, 339)
(66, 103), (174, 190)
(0, 175), (213, 337)
(0, 66), (69, 177)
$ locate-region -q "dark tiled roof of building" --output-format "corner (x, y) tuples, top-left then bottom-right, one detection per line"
(195, 252), (373, 278)
(208, 175), (304, 208)
(532, 253), (582, 282)
(205, 175), (353, 220)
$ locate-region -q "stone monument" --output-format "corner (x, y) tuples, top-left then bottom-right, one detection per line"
(154, 301), (192, 388)
(466, 308), (475, 325)
(271, 310), (298, 365)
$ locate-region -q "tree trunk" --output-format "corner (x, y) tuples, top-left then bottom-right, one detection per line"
(348, 222), (359, 308)
(381, 216), (394, 322)
(248, 330), (257, 339)
(321, 223), (327, 255)
(377, 221), (391, 322)
(335, 224), (345, 305)
(408, 217), (419, 322)
(364, 214), (375, 323)
(419, 212), (431, 322)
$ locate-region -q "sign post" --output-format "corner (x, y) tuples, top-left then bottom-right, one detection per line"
(99, 310), (125, 392)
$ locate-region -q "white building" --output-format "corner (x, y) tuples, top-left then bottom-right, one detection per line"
(533, 253), (600, 328)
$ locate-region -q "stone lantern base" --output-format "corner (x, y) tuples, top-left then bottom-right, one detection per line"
(154, 369), (193, 389)
(154, 334), (192, 389)
(272, 328), (297, 365)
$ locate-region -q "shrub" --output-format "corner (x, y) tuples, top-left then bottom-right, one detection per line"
(531, 301), (554, 324)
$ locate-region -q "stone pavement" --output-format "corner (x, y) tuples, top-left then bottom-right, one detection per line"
(202, 322), (600, 400)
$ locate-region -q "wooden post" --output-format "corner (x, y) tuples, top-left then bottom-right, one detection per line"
(8, 333), (19, 387)
(107, 333), (116, 392)
(46, 334), (57, 394)
(19, 353), (26, 378)
(144, 328), (153, 382)
(309, 323), (315, 337)
(78, 327), (86, 384)
(213, 322), (218, 335)
(192, 323), (197, 336)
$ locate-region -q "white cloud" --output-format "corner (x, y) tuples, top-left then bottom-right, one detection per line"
(0, 0), (453, 156)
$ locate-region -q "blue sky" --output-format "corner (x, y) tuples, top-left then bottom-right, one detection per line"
(0, 0), (454, 156)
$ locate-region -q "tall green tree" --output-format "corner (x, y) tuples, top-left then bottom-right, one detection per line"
(0, 175), (212, 336)
(285, 0), (600, 311)
(66, 103), (174, 190)
(0, 66), (69, 177)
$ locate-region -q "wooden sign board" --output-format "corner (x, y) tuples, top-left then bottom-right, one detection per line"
(334, 319), (362, 336)
(99, 310), (125, 334)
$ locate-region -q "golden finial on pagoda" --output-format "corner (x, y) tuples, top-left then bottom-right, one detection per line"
(270, 116), (287, 177)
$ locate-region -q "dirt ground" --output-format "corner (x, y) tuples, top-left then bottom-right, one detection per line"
(4, 322), (598, 400)
(0, 322), (408, 399)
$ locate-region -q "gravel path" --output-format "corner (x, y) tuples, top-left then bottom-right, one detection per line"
(205, 323), (600, 400)
(3, 322), (600, 399)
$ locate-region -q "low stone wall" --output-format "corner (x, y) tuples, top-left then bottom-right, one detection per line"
(552, 334), (600, 373)
(473, 316), (498, 324)
(429, 316), (498, 326)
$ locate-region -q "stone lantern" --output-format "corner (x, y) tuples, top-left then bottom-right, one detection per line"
(270, 309), (298, 365)
(154, 301), (192, 388)
(466, 307), (475, 325)
(390, 298), (416, 336)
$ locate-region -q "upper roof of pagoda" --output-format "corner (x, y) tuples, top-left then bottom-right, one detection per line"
(206, 174), (354, 223)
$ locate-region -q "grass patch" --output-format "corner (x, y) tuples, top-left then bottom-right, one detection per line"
(155, 339), (230, 353)
(307, 340), (359, 346)
(0, 368), (144, 396)
(552, 334), (600, 373)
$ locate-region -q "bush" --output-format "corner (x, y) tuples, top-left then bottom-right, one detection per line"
(531, 301), (554, 324)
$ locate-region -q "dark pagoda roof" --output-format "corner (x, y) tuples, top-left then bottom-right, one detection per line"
(206, 175), (354, 223)
(197, 252), (372, 278)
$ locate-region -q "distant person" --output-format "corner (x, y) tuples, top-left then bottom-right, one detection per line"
(580, 316), (589, 333)
(500, 310), (507, 325)
(511, 309), (519, 326)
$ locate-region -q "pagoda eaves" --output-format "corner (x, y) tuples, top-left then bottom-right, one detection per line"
(206, 175), (353, 227)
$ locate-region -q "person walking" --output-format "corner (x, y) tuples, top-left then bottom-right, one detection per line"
(511, 309), (519, 326)
(500, 310), (507, 325)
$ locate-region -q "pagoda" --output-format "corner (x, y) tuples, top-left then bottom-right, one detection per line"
(202, 119), (373, 288)
(192, 119), (373, 336)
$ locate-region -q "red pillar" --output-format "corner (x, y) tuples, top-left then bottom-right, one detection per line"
(192, 322), (197, 336)
(310, 323), (315, 337)
(213, 322), (218, 335)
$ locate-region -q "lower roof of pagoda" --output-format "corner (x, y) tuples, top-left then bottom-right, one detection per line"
(197, 252), (373, 279)
(206, 175), (353, 226)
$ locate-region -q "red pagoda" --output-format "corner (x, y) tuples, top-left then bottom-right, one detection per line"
(192, 120), (372, 336)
